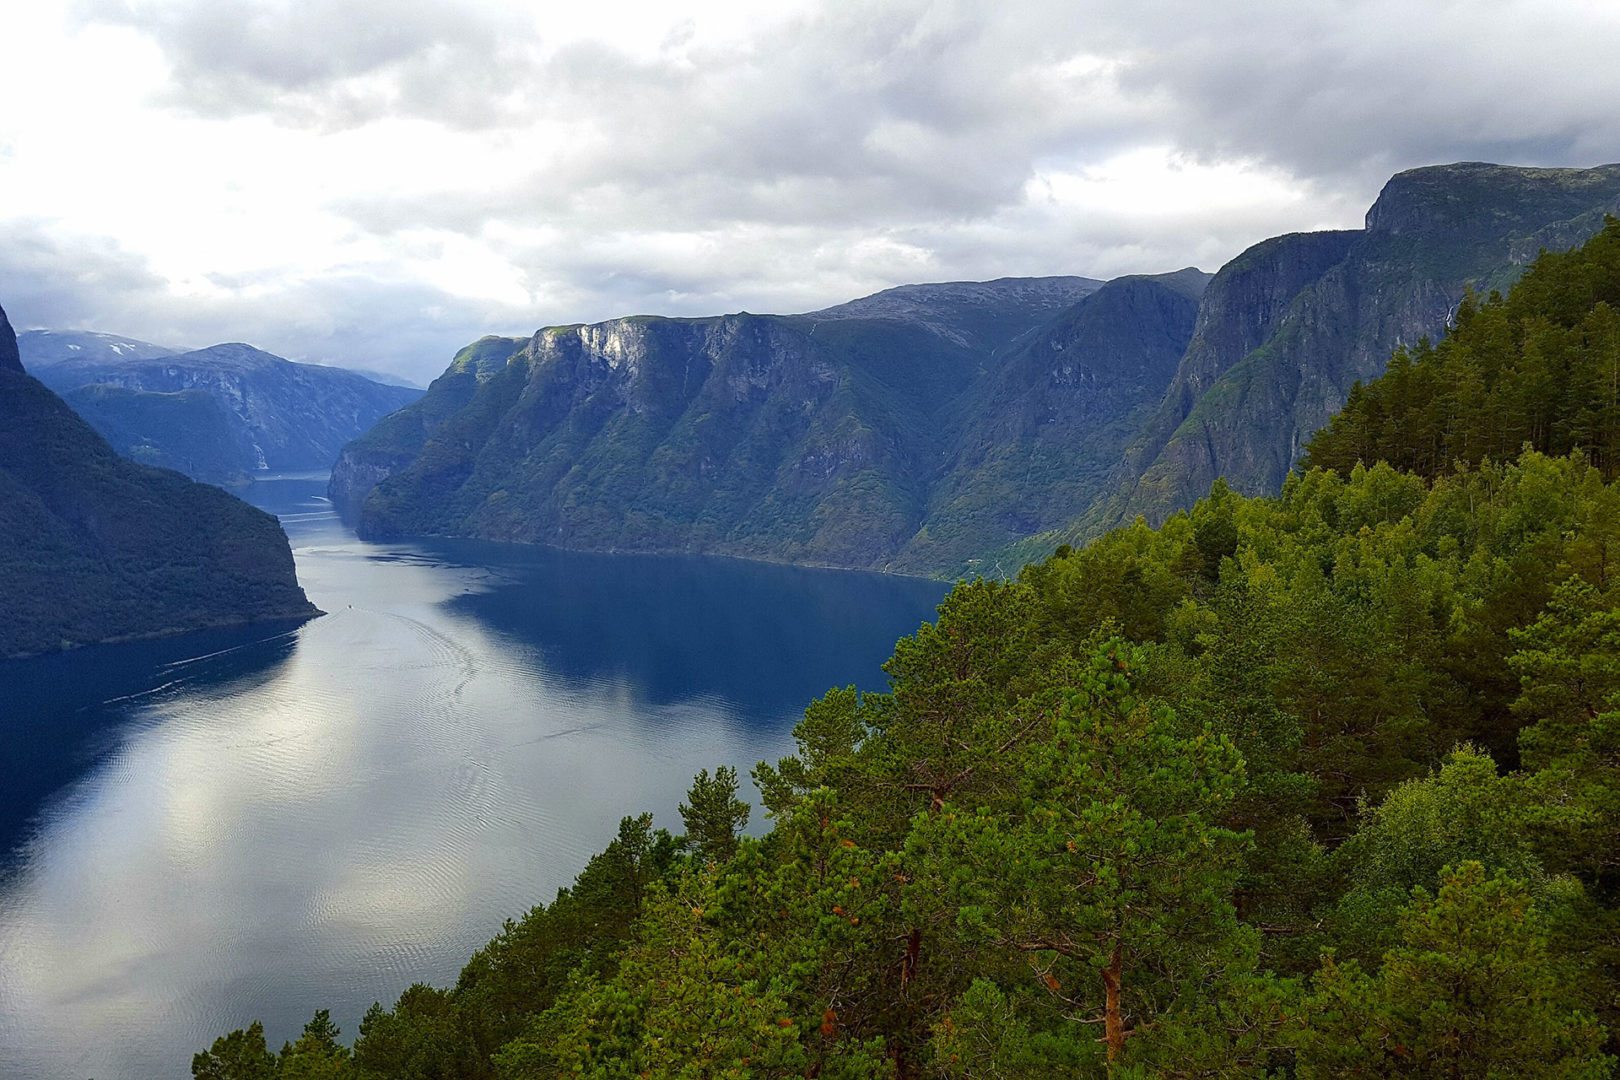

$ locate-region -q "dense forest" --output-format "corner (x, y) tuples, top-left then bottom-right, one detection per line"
(197, 223), (1620, 1077)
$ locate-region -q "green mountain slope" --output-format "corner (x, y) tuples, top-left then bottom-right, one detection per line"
(1085, 162), (1620, 534)
(336, 163), (1620, 578)
(0, 305), (316, 658)
(336, 276), (1201, 573)
(892, 269), (1209, 573)
(61, 383), (258, 485)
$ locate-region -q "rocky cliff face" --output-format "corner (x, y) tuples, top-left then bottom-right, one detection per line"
(343, 276), (1205, 573)
(0, 303), (316, 657)
(360, 314), (929, 568)
(22, 337), (422, 479)
(1090, 162), (1620, 532)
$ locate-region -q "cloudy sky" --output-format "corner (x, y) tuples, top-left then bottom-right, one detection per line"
(4, 0), (1618, 383)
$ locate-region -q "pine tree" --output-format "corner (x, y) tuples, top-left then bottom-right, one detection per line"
(192, 1022), (278, 1080)
(1299, 862), (1612, 1078)
(679, 765), (750, 864)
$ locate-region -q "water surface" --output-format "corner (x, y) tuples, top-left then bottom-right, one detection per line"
(0, 472), (945, 1079)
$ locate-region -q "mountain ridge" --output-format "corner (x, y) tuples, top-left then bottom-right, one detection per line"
(20, 334), (423, 480)
(336, 273), (1208, 573)
(0, 303), (317, 658)
(333, 162), (1620, 577)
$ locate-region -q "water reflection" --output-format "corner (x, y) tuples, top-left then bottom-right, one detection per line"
(0, 473), (945, 1079)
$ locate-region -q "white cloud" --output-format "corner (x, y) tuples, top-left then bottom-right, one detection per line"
(2, 0), (1617, 382)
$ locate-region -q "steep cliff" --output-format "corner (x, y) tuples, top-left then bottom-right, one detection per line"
(1100, 162), (1620, 528)
(0, 306), (19, 373)
(328, 335), (527, 518)
(359, 314), (932, 568)
(0, 303), (316, 657)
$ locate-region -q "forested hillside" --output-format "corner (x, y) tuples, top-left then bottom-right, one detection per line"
(193, 229), (1620, 1075)
(333, 274), (1207, 575)
(1305, 217), (1620, 480)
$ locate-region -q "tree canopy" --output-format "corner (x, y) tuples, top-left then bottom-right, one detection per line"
(196, 222), (1620, 1078)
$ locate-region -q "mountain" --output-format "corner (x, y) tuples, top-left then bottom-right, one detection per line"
(328, 335), (527, 519)
(19, 334), (423, 480)
(334, 275), (1202, 572)
(0, 304), (316, 658)
(334, 163), (1620, 577)
(15, 329), (177, 366)
(0, 306), (20, 373)
(891, 268), (1208, 573)
(804, 274), (1103, 351)
(60, 383), (258, 485)
(1071, 162), (1620, 536)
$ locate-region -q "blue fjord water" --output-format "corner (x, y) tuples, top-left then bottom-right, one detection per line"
(0, 472), (946, 1079)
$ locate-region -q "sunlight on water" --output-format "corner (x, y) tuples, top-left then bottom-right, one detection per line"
(0, 473), (944, 1079)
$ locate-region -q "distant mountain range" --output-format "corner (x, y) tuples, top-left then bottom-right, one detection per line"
(332, 162), (1620, 576)
(19, 334), (422, 483)
(0, 305), (315, 658)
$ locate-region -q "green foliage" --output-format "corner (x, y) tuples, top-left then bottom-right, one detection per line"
(906, 643), (1255, 1069)
(1299, 863), (1613, 1078)
(193, 1022), (278, 1080)
(679, 765), (750, 864)
(200, 221), (1620, 1077)
(1306, 217), (1620, 481)
(278, 1011), (356, 1080)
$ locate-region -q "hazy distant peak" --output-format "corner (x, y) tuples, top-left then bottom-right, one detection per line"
(17, 329), (176, 368)
(807, 275), (1104, 321)
(168, 342), (286, 368)
(1097, 267), (1213, 302)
